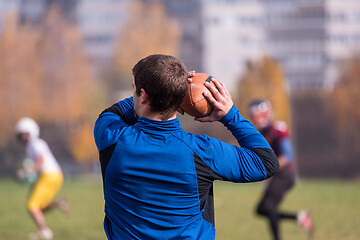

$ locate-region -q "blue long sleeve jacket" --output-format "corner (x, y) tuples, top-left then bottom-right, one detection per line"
(94, 97), (279, 240)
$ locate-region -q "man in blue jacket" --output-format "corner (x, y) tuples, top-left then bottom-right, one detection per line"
(94, 54), (279, 240)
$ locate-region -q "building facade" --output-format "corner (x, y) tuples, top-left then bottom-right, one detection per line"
(1, 0), (359, 91)
(162, 0), (203, 73)
(265, 0), (360, 91)
(201, 0), (266, 89)
(75, 0), (128, 65)
(0, 0), (20, 30)
(201, 0), (360, 91)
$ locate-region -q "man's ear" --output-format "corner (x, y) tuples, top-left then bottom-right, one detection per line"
(139, 88), (149, 104)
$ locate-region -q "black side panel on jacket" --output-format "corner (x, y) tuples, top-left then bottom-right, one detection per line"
(99, 143), (117, 186)
(251, 148), (279, 179)
(194, 153), (225, 227)
(100, 103), (132, 125)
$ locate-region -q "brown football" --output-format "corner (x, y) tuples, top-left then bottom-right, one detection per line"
(180, 73), (215, 118)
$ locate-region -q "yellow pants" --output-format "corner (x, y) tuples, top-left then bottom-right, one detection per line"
(27, 172), (63, 211)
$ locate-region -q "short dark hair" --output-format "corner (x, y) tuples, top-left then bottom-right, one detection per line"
(132, 54), (188, 120)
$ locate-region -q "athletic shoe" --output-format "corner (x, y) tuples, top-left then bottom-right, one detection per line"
(29, 228), (53, 240)
(297, 210), (314, 237)
(57, 197), (70, 217)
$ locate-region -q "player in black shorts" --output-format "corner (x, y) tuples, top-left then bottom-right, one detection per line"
(248, 100), (313, 240)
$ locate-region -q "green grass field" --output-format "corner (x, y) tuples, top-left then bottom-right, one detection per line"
(0, 177), (359, 239)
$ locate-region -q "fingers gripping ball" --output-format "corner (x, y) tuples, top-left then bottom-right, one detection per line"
(180, 73), (216, 118)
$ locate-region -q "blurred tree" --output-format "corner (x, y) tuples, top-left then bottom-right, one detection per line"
(330, 57), (360, 133)
(104, 0), (182, 97)
(289, 57), (360, 178)
(37, 5), (94, 126)
(0, 6), (100, 171)
(329, 57), (360, 167)
(0, 14), (42, 139)
(68, 123), (98, 165)
(37, 5), (100, 164)
(234, 56), (291, 125)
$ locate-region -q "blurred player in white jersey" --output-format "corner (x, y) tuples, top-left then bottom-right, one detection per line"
(15, 117), (69, 240)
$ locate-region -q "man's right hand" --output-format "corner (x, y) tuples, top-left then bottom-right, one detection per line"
(195, 78), (233, 122)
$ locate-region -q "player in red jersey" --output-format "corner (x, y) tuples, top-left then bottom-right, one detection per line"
(248, 100), (313, 240)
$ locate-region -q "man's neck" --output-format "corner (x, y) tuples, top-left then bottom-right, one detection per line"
(137, 100), (177, 121)
(141, 112), (177, 121)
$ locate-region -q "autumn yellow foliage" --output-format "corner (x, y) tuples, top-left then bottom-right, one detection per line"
(104, 0), (182, 92)
(235, 56), (291, 126)
(0, 6), (97, 165)
(68, 124), (98, 164)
